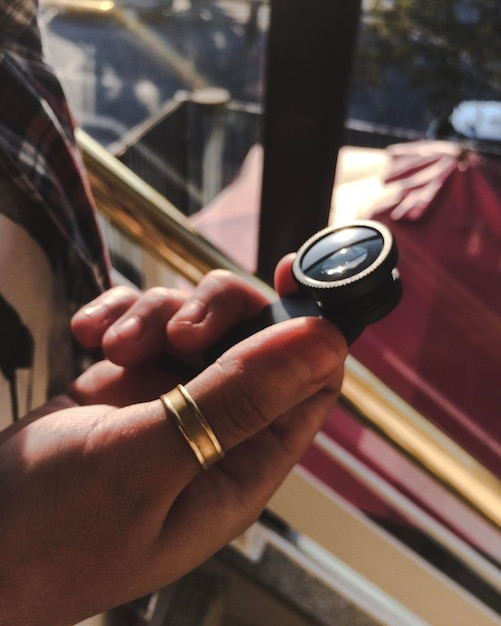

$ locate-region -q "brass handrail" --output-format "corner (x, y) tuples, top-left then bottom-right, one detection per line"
(78, 128), (501, 532)
(77, 129), (273, 295)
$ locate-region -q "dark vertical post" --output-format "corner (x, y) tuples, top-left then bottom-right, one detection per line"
(257, 0), (362, 283)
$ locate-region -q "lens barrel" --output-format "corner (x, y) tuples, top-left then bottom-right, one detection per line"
(292, 220), (402, 329)
(203, 220), (402, 362)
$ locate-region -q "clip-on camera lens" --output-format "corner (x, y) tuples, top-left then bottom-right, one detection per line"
(292, 219), (402, 342)
(205, 220), (402, 362)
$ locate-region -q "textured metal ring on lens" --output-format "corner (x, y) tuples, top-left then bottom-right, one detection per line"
(292, 220), (396, 291)
(292, 220), (401, 328)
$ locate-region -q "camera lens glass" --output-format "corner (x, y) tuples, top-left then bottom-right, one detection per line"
(205, 220), (402, 358)
(299, 226), (384, 282)
(292, 221), (402, 339)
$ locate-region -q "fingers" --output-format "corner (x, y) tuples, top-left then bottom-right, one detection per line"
(71, 286), (142, 347)
(101, 287), (187, 365)
(68, 359), (183, 408)
(73, 270), (274, 368)
(72, 286), (188, 366)
(72, 262), (299, 370)
(274, 253), (298, 296)
(167, 270), (271, 354)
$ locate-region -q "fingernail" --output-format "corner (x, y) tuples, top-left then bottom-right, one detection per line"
(81, 302), (107, 318)
(114, 315), (143, 340)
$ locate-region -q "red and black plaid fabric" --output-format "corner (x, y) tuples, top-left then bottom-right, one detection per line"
(0, 0), (111, 309)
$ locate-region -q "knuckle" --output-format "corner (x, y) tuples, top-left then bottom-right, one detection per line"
(143, 286), (171, 304)
(206, 269), (233, 284)
(140, 287), (186, 316)
(106, 285), (139, 301)
(202, 270), (244, 296)
(213, 361), (271, 441)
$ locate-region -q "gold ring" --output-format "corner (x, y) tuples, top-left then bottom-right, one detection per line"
(160, 384), (224, 469)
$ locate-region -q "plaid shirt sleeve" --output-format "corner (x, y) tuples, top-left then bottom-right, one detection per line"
(0, 0), (111, 309)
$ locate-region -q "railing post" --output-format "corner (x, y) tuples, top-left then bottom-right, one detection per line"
(257, 0), (362, 283)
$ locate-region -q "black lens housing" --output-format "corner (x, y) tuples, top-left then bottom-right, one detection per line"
(292, 220), (402, 331)
(202, 220), (403, 363)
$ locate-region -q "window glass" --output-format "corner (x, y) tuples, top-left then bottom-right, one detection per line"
(41, 0), (269, 216)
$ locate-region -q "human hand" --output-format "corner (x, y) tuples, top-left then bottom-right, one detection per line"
(71, 257), (298, 375)
(0, 261), (347, 625)
(69, 262), (285, 405)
